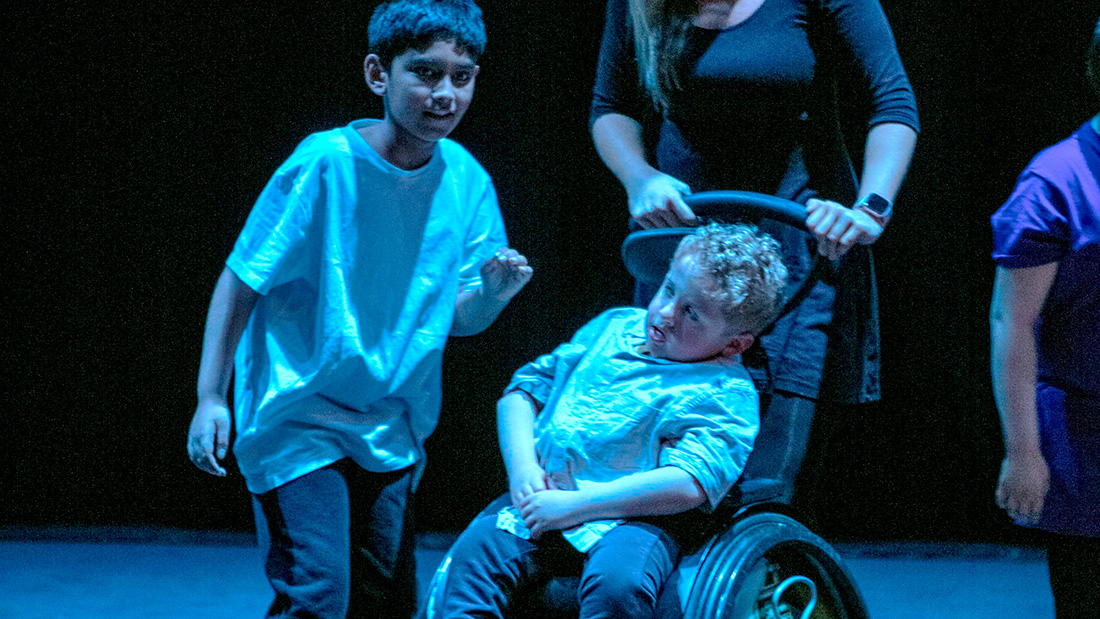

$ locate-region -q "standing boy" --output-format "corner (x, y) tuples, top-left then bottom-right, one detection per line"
(440, 223), (788, 619)
(185, 2), (531, 617)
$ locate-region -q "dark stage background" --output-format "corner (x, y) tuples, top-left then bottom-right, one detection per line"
(5, 1), (1097, 543)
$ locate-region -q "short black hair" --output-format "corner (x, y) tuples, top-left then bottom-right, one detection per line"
(368, 0), (486, 68)
(1088, 18), (1100, 99)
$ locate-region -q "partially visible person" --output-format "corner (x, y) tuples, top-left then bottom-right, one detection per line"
(591, 0), (919, 415)
(990, 19), (1100, 619)
(184, 2), (532, 617)
(439, 224), (788, 619)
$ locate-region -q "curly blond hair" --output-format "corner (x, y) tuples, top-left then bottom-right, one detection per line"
(672, 223), (789, 335)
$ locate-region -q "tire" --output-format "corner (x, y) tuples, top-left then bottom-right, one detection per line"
(682, 512), (869, 619)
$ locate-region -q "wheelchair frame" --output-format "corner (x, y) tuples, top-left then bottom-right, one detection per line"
(422, 191), (870, 619)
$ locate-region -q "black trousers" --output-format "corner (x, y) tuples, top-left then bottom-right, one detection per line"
(1045, 531), (1100, 619)
(252, 459), (417, 619)
(441, 498), (679, 619)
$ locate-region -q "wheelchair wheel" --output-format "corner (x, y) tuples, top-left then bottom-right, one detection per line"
(421, 547), (452, 619)
(683, 512), (869, 619)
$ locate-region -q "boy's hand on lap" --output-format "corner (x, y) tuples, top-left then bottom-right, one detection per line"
(518, 490), (585, 539)
(481, 247), (533, 301)
(509, 463), (549, 509)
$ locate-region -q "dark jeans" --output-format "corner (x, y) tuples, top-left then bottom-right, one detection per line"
(441, 499), (680, 619)
(252, 459), (417, 619)
(1046, 531), (1100, 619)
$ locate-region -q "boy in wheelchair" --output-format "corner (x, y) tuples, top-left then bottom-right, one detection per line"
(438, 223), (788, 619)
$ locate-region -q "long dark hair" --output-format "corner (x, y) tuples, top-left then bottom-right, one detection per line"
(629, 0), (697, 111)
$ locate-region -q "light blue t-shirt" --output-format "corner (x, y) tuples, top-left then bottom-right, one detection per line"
(498, 307), (760, 550)
(227, 119), (507, 494)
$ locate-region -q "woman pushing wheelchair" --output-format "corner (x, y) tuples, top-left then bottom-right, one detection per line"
(590, 0), (919, 410)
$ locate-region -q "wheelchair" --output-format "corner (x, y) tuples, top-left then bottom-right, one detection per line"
(422, 191), (870, 619)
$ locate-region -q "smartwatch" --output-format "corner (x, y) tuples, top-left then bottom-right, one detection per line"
(855, 193), (892, 228)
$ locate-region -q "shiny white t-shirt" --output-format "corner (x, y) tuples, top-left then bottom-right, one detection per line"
(227, 119), (506, 494)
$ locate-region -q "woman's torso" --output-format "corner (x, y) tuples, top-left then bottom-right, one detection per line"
(659, 0), (828, 199)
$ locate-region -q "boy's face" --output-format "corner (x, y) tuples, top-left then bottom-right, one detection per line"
(367, 39), (479, 148)
(645, 253), (749, 363)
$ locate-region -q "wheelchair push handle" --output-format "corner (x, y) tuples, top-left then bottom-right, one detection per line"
(622, 190), (810, 286)
(683, 190), (809, 231)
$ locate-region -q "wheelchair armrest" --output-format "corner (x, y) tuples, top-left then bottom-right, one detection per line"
(720, 478), (787, 510)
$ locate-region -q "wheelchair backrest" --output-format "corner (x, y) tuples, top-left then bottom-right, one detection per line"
(621, 191), (820, 511)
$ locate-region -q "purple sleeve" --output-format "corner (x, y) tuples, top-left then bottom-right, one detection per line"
(590, 0), (649, 128)
(991, 171), (1071, 268)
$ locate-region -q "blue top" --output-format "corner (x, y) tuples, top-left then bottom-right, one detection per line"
(991, 120), (1100, 536)
(497, 307), (760, 550)
(509, 307), (760, 509)
(227, 119), (507, 494)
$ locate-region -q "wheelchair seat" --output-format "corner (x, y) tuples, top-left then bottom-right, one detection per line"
(422, 191), (870, 619)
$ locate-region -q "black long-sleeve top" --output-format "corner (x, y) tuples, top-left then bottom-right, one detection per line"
(591, 0), (920, 202)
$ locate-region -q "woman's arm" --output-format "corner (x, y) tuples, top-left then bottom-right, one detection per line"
(990, 263), (1058, 525)
(808, 0), (920, 258)
(591, 113), (695, 229)
(858, 121), (918, 204)
(589, 0), (695, 229)
(806, 122), (917, 259)
(590, 113), (656, 198)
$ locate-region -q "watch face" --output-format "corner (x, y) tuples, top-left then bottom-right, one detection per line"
(861, 193), (891, 214)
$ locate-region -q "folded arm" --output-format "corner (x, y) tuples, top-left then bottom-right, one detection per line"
(518, 466), (706, 539)
(498, 390), (549, 508)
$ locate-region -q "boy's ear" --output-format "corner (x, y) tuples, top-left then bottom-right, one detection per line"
(364, 54), (387, 95)
(720, 333), (755, 359)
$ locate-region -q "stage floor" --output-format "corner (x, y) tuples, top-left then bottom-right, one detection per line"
(0, 528), (1053, 619)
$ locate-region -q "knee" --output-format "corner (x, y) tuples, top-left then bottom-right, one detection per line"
(578, 524), (676, 619)
(578, 569), (660, 619)
(447, 514), (514, 570)
(445, 520), (539, 596)
(261, 527), (351, 618)
(439, 515), (538, 617)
